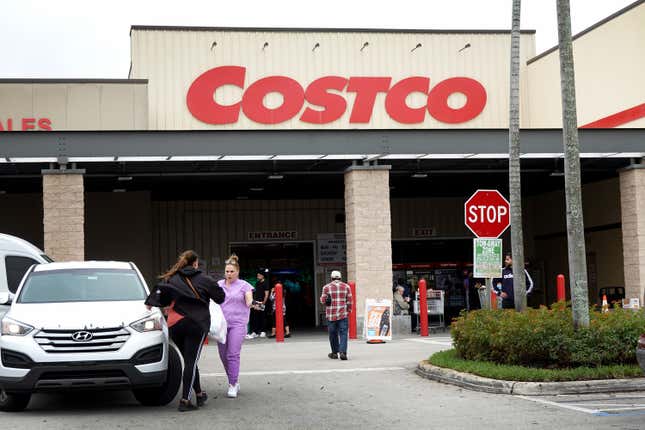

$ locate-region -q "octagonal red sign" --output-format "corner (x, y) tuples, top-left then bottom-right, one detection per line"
(464, 190), (510, 238)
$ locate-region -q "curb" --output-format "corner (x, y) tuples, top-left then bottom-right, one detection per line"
(416, 361), (645, 395)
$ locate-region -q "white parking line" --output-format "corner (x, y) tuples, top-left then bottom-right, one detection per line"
(201, 366), (405, 377)
(404, 338), (453, 346)
(516, 395), (601, 415)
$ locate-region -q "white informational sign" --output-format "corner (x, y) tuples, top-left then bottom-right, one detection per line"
(473, 238), (503, 279)
(364, 299), (392, 341)
(317, 234), (346, 265)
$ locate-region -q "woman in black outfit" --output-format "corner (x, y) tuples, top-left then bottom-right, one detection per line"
(145, 250), (225, 412)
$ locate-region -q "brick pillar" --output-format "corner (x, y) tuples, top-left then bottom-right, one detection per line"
(619, 166), (645, 302)
(42, 169), (86, 261)
(344, 165), (392, 328)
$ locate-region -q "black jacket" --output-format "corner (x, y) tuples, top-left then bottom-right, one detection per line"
(493, 266), (534, 308)
(145, 267), (225, 333)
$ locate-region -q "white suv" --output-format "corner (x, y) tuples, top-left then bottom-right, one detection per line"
(0, 261), (182, 411)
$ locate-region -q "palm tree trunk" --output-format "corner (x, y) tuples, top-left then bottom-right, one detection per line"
(556, 0), (589, 328)
(509, 0), (526, 311)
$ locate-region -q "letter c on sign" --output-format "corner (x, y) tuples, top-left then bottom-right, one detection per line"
(242, 76), (305, 124)
(186, 66), (246, 125)
(427, 77), (487, 124)
(385, 77), (430, 124)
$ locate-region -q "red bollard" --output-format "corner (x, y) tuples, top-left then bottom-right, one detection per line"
(491, 290), (497, 309)
(419, 279), (429, 337)
(275, 283), (284, 343)
(557, 274), (566, 302)
(349, 281), (357, 340)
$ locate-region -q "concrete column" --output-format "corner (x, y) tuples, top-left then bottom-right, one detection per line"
(619, 165), (645, 302)
(42, 169), (86, 261)
(344, 165), (392, 324)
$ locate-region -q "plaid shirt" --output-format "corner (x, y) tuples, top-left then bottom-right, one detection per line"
(320, 281), (353, 322)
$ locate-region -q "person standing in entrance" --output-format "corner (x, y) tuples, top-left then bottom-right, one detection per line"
(493, 253), (534, 309)
(217, 254), (253, 398)
(247, 267), (270, 339)
(320, 271), (353, 361)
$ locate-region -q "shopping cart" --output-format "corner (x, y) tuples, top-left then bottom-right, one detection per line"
(427, 290), (445, 332)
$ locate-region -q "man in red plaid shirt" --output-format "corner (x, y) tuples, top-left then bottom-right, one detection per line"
(320, 271), (353, 360)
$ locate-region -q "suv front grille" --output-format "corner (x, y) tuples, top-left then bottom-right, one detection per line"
(34, 327), (130, 353)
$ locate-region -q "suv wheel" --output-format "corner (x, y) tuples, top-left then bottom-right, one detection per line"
(0, 388), (31, 412)
(133, 343), (182, 406)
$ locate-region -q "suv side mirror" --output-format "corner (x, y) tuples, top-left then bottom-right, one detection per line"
(0, 292), (12, 305)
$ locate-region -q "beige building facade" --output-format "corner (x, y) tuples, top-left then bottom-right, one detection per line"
(2, 0), (645, 328)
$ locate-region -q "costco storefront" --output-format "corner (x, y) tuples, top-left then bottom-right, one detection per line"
(2, 1), (645, 326)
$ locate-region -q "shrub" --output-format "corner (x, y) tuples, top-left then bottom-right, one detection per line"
(451, 303), (645, 368)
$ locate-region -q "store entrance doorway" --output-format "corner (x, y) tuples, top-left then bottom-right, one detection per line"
(229, 241), (317, 329)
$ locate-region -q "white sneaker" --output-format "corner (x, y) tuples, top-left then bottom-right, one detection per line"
(259, 332), (266, 338)
(227, 383), (239, 398)
(244, 333), (257, 339)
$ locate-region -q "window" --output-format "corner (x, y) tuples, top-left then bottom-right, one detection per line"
(18, 269), (146, 303)
(5, 256), (39, 294)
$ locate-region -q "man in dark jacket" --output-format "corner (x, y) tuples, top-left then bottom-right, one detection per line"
(493, 253), (534, 309)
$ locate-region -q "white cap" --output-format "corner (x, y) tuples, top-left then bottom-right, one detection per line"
(331, 270), (342, 280)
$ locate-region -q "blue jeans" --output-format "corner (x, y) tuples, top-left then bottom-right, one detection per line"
(327, 318), (348, 354)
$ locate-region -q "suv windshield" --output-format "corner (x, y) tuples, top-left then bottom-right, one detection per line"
(18, 269), (146, 303)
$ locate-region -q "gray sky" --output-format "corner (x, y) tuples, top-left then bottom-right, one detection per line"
(0, 0), (636, 78)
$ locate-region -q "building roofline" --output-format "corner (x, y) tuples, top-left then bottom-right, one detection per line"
(527, 0), (645, 65)
(130, 25), (536, 36)
(0, 79), (148, 84)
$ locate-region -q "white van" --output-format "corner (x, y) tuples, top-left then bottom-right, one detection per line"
(0, 234), (52, 318)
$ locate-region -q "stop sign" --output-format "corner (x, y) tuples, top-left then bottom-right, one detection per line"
(464, 190), (510, 238)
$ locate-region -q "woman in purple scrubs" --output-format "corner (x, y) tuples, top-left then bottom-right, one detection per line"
(217, 254), (253, 398)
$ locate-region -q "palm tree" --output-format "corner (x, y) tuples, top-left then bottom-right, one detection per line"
(556, 0), (589, 328)
(509, 0), (527, 311)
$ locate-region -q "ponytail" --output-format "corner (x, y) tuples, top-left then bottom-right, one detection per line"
(160, 250), (199, 281)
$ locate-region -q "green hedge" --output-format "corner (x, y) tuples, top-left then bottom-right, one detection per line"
(429, 349), (643, 381)
(451, 302), (645, 368)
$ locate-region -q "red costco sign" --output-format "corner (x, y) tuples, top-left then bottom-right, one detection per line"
(464, 190), (510, 238)
(186, 66), (487, 125)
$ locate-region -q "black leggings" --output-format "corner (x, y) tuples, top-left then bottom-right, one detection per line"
(170, 318), (206, 401)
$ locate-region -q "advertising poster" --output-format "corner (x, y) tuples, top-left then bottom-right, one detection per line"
(364, 299), (392, 341)
(473, 238), (503, 279)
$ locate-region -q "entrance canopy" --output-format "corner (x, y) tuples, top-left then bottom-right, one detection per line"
(1, 128), (644, 162)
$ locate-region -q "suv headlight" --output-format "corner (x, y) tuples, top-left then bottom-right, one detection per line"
(1, 318), (35, 336)
(130, 315), (163, 333)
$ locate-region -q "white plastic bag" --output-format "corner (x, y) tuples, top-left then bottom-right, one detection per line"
(209, 301), (227, 344)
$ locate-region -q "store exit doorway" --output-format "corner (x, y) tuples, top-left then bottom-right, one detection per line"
(230, 242), (317, 329)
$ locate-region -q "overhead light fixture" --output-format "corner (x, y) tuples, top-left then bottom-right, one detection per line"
(67, 157), (116, 162)
(116, 156), (168, 162)
(168, 155), (222, 161)
(549, 171), (564, 177)
(8, 157), (58, 163)
(220, 155), (273, 161)
(411, 172), (428, 179)
(117, 176), (133, 182)
(268, 174), (284, 180)
(249, 187), (264, 192)
(112, 188), (127, 193)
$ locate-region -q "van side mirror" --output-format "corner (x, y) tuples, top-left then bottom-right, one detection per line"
(0, 292), (12, 305)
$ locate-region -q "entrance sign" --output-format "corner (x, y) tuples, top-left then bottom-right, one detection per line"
(473, 238), (503, 278)
(187, 66), (487, 126)
(247, 231), (297, 241)
(464, 190), (510, 238)
(364, 299), (392, 341)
